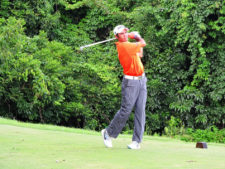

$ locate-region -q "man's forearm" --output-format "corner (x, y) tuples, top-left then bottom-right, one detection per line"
(136, 37), (146, 47)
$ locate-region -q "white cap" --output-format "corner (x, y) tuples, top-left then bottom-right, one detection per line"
(113, 25), (129, 35)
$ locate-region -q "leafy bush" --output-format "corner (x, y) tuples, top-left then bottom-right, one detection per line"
(164, 116), (185, 137)
(0, 17), (121, 130)
(181, 126), (225, 143)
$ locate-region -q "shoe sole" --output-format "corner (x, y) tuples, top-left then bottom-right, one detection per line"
(101, 129), (112, 148)
(127, 145), (140, 149)
(101, 129), (105, 138)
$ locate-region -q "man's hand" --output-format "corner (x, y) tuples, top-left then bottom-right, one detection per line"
(128, 31), (141, 41)
(128, 31), (146, 47)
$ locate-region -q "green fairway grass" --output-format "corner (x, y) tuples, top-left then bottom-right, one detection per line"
(0, 117), (224, 169)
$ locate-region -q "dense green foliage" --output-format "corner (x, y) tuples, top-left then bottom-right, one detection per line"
(181, 126), (225, 143)
(0, 17), (120, 130)
(0, 0), (224, 134)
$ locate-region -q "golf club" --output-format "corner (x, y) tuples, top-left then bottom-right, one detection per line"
(79, 38), (116, 51)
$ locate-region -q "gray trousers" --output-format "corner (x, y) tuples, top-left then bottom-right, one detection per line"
(106, 76), (147, 143)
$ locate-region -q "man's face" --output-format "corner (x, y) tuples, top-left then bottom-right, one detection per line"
(117, 29), (128, 42)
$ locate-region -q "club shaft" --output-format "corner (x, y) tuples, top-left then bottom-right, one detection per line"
(80, 38), (116, 50)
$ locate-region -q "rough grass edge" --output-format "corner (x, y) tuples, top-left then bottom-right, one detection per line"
(0, 117), (181, 142)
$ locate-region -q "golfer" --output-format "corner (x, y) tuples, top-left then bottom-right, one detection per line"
(101, 25), (147, 149)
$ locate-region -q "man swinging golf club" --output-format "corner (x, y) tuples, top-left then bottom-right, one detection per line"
(101, 25), (147, 149)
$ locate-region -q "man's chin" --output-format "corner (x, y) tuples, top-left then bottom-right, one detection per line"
(119, 39), (128, 42)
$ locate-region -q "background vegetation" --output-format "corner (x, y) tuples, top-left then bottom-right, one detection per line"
(0, 0), (224, 140)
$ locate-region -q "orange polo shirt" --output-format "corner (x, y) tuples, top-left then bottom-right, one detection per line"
(115, 41), (145, 76)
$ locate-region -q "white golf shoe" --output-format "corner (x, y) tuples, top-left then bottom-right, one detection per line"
(101, 129), (112, 148)
(127, 141), (141, 149)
